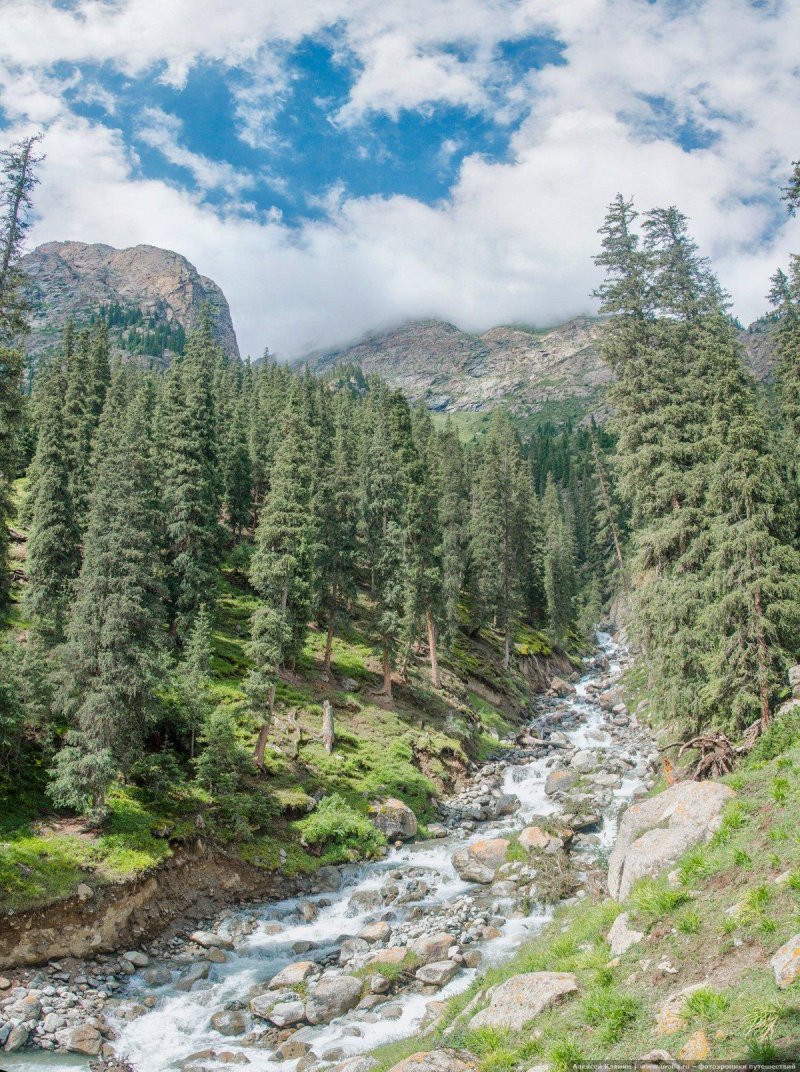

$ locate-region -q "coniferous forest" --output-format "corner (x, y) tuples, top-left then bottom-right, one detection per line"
(1, 140), (800, 843)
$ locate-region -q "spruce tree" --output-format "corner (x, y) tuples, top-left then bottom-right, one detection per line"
(63, 329), (95, 526)
(314, 390), (359, 678)
(161, 312), (221, 639)
(24, 359), (80, 643)
(49, 373), (165, 815)
(246, 382), (316, 765)
(769, 263), (800, 490)
(541, 475), (578, 642)
(178, 603), (214, 757)
(436, 420), (470, 643)
(0, 343), (22, 613)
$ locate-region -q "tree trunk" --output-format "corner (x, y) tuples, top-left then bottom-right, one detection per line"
(503, 624), (511, 670)
(322, 618), (334, 679)
(754, 582), (771, 731)
(376, 644), (393, 699)
(254, 682), (277, 769)
(322, 700), (335, 754)
(427, 610), (441, 689)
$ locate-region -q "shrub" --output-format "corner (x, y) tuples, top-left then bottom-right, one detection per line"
(130, 749), (186, 801)
(750, 706), (800, 762)
(297, 793), (385, 857)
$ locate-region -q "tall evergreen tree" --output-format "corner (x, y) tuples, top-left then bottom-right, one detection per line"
(24, 359), (80, 642)
(63, 330), (95, 526)
(246, 383), (316, 765)
(49, 373), (165, 814)
(541, 475), (578, 642)
(161, 312), (221, 638)
(178, 603), (214, 757)
(436, 420), (470, 645)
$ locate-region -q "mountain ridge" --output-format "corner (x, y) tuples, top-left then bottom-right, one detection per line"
(20, 240), (239, 364)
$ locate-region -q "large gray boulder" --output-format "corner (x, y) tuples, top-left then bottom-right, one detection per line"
(370, 798), (418, 841)
(305, 975), (363, 1024)
(452, 838), (509, 884)
(470, 972), (578, 1030)
(608, 781), (734, 900)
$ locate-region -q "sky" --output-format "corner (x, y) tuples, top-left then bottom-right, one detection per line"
(0, 0), (799, 359)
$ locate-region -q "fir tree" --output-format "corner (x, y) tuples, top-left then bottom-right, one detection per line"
(161, 313), (221, 638)
(63, 329), (95, 526)
(49, 373), (165, 815)
(178, 603), (214, 757)
(542, 475), (577, 642)
(246, 383), (315, 765)
(24, 359), (80, 643)
(0, 343), (23, 613)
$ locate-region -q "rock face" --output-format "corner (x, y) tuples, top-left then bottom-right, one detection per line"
(469, 972), (578, 1030)
(20, 240), (239, 364)
(303, 316), (777, 421)
(370, 798), (418, 841)
(608, 781), (734, 900)
(607, 911), (644, 956)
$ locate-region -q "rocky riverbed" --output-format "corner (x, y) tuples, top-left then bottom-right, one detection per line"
(1, 632), (659, 1072)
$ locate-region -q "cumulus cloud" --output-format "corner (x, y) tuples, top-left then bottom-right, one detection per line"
(0, 0), (798, 358)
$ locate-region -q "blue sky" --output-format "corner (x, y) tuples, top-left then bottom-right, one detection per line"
(0, 0), (798, 357)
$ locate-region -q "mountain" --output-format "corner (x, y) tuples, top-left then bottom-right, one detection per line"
(304, 315), (779, 422)
(20, 241), (239, 364)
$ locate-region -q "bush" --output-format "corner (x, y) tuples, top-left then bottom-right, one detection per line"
(130, 750), (186, 801)
(297, 793), (385, 858)
(750, 705), (800, 762)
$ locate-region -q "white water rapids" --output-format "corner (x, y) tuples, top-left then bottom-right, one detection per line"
(11, 632), (652, 1072)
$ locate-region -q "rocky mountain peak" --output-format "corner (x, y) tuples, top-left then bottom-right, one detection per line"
(20, 240), (239, 363)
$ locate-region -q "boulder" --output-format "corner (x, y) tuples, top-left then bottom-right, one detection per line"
(370, 798), (418, 841)
(4, 1025), (29, 1052)
(571, 749), (598, 773)
(679, 1030), (709, 1060)
(771, 932), (800, 988)
(387, 1050), (479, 1072)
(268, 1000), (306, 1027)
(55, 1023), (103, 1055)
(408, 933), (454, 965)
(268, 961), (320, 990)
(607, 912), (644, 956)
(190, 930), (234, 950)
(453, 839), (509, 883)
(789, 663), (800, 699)
(518, 826), (561, 854)
(333, 1059), (379, 1072)
(654, 984), (705, 1036)
(545, 770), (578, 796)
(305, 975), (363, 1024)
(122, 950), (149, 968)
(143, 966), (172, 986)
(550, 676), (574, 697)
(470, 972), (578, 1031)
(359, 921), (391, 944)
(415, 960), (460, 987)
(210, 1010), (248, 1036)
(608, 782), (734, 900)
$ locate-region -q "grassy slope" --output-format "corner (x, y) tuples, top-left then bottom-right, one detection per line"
(368, 736), (800, 1068)
(0, 540), (553, 911)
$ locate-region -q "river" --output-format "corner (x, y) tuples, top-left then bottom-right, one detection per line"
(7, 631), (655, 1072)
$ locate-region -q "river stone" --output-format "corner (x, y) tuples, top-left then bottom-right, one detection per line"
(268, 1000), (307, 1027)
(359, 921), (391, 944)
(305, 975), (363, 1024)
(340, 937), (370, 962)
(608, 782), (734, 900)
(550, 676), (574, 697)
(123, 950), (149, 968)
(571, 749), (598, 772)
(470, 972), (578, 1030)
(4, 1024), (29, 1052)
(387, 1049), (479, 1071)
(771, 932), (800, 988)
(191, 930), (234, 951)
(370, 798), (418, 841)
(368, 946), (406, 965)
(268, 961), (320, 990)
(545, 770), (578, 796)
(415, 960), (459, 987)
(316, 865), (344, 892)
(205, 947), (228, 964)
(518, 826), (560, 854)
(143, 966), (172, 986)
(453, 839), (509, 883)
(408, 933), (455, 965)
(56, 1023), (103, 1055)
(607, 912), (644, 956)
(210, 1010), (248, 1036)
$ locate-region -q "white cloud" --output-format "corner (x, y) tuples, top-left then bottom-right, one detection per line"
(136, 107), (255, 196)
(0, 0), (798, 359)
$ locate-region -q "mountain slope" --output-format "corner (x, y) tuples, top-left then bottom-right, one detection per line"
(20, 241), (239, 363)
(304, 315), (779, 421)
